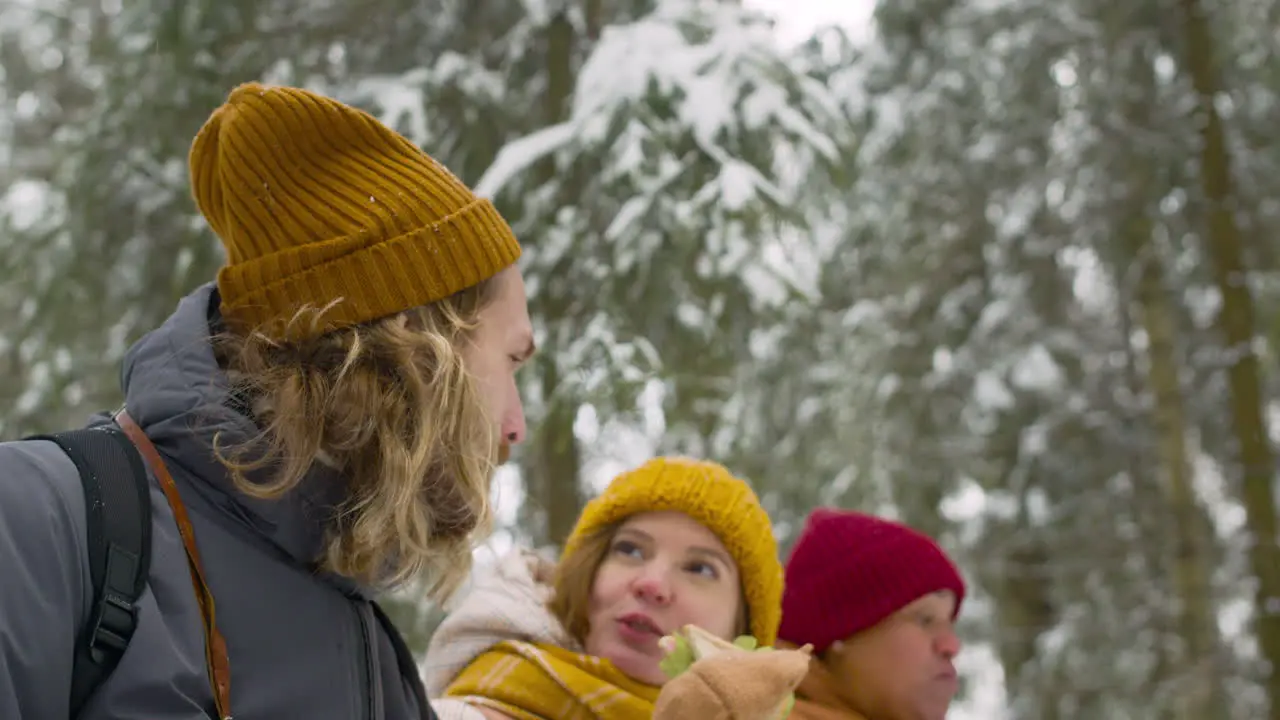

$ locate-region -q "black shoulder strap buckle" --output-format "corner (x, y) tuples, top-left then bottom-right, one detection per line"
(28, 422), (153, 717)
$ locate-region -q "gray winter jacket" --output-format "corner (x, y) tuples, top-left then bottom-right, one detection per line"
(0, 282), (437, 720)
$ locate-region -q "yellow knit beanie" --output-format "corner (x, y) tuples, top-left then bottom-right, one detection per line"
(189, 82), (521, 340)
(562, 457), (783, 646)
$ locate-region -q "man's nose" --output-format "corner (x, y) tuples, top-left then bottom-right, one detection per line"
(501, 396), (526, 445)
(936, 627), (961, 659)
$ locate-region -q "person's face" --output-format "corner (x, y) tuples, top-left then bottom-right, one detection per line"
(584, 511), (743, 686)
(460, 267), (533, 460)
(827, 591), (961, 720)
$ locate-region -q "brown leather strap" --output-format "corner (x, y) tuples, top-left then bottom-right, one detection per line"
(115, 410), (233, 720)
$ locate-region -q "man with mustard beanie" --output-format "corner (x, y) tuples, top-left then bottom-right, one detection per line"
(0, 83), (530, 720)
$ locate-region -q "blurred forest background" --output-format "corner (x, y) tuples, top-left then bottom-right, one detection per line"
(3, 0), (1280, 717)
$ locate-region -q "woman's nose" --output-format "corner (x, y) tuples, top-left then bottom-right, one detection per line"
(632, 573), (672, 605)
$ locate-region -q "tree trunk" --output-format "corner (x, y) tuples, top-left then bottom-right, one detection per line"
(520, 358), (585, 548)
(1127, 225), (1227, 717)
(987, 534), (1059, 720)
(1113, 254), (1183, 715)
(583, 0), (603, 40)
(1180, 0), (1280, 714)
(518, 4), (587, 550)
(1104, 18), (1225, 706)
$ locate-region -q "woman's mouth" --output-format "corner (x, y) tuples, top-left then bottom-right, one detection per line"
(616, 613), (664, 644)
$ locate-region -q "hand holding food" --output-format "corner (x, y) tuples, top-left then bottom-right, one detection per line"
(654, 625), (812, 720)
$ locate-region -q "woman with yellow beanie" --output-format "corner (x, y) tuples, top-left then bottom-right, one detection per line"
(424, 456), (791, 720)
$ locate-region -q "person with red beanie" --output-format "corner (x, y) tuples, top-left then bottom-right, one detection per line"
(777, 508), (966, 720)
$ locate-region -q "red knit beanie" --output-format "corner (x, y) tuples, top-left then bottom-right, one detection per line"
(778, 508), (965, 654)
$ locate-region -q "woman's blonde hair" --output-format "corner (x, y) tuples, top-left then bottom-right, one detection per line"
(211, 278), (500, 602)
(548, 520), (749, 645)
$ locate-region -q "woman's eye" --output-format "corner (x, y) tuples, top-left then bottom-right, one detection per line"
(686, 561), (718, 579)
(612, 540), (642, 558)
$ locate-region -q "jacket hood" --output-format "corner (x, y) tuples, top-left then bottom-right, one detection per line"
(120, 282), (363, 595)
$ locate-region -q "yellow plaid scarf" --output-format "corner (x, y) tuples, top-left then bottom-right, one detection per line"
(444, 640), (660, 720)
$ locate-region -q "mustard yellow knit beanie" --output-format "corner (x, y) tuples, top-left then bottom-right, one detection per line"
(189, 82), (521, 340)
(562, 457), (783, 646)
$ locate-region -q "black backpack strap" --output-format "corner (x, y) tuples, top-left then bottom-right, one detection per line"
(371, 601), (438, 720)
(29, 424), (153, 718)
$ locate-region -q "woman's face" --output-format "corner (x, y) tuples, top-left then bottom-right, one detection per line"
(827, 591), (962, 720)
(584, 511), (742, 685)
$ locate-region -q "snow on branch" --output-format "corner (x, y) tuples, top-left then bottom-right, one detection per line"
(474, 121), (577, 197)
(476, 0), (849, 202)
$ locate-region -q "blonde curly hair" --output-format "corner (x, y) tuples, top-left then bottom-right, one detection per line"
(212, 279), (500, 601)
